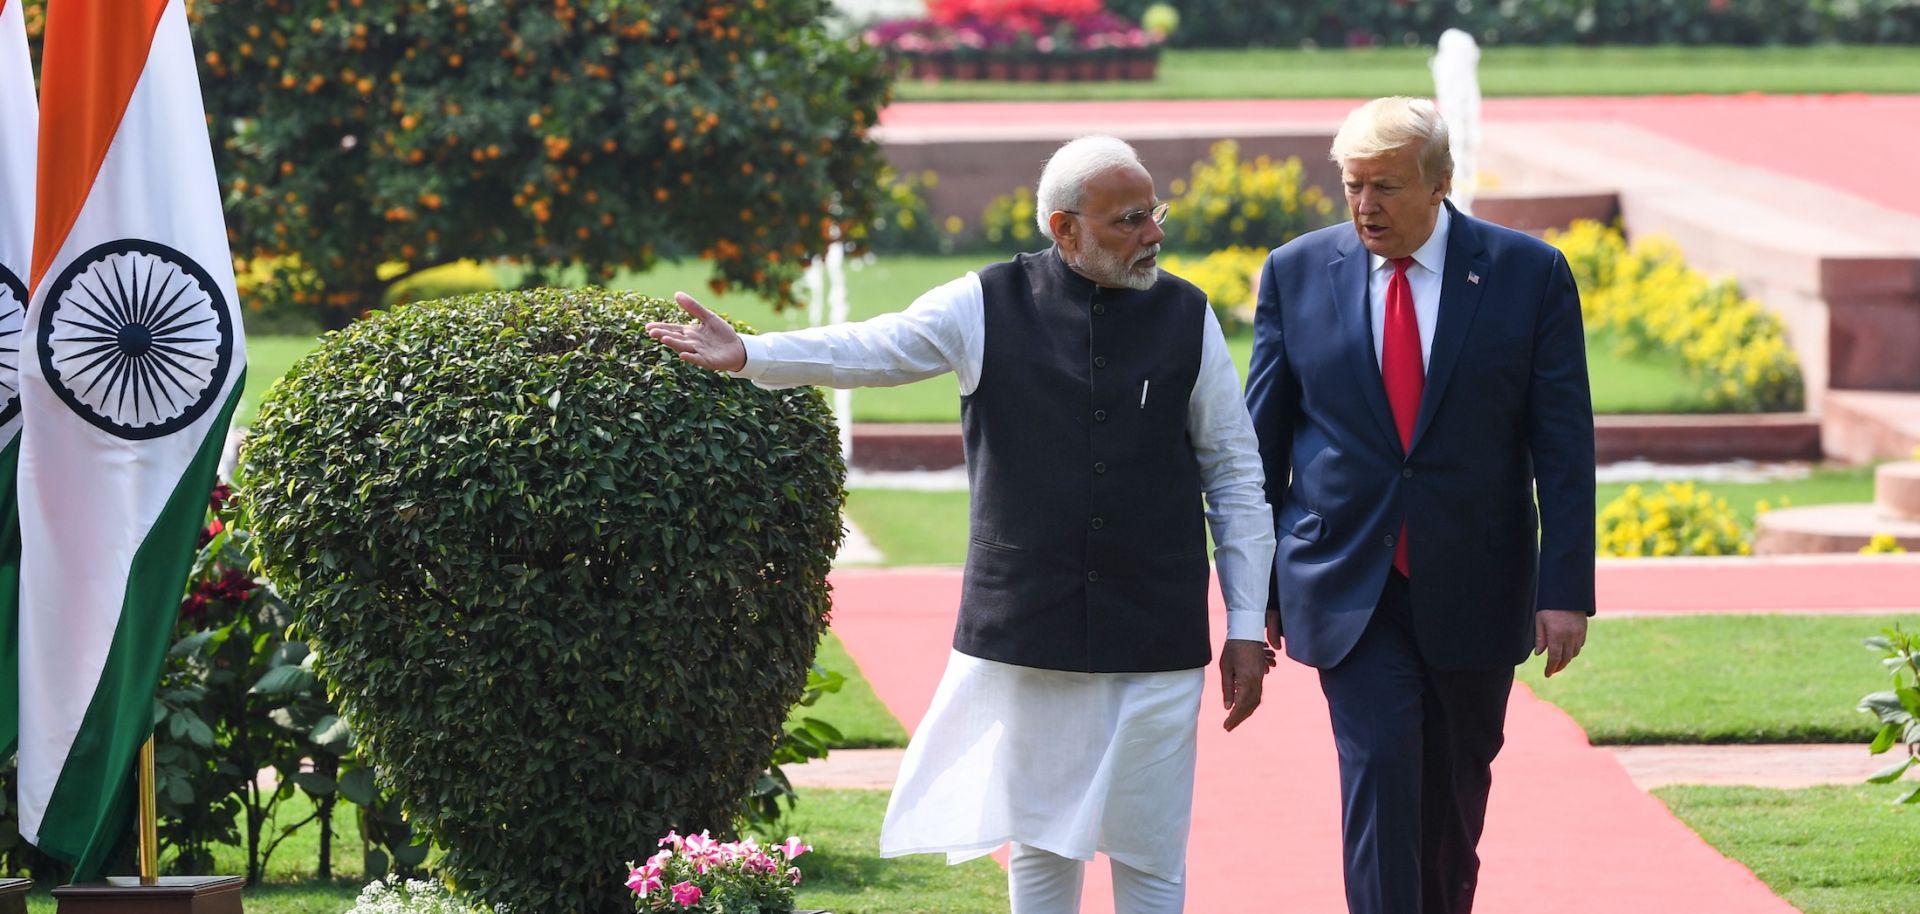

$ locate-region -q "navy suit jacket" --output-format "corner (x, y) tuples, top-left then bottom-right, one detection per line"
(1245, 202), (1596, 671)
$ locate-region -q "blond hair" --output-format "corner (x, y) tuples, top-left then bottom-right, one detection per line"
(1329, 97), (1453, 186)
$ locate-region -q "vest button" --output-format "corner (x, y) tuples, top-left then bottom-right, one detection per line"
(1402, 467), (1414, 479)
(1383, 534), (1396, 547)
(1094, 409), (1108, 422)
(1093, 303), (1106, 315)
(1094, 356), (1108, 368)
(1090, 517), (1105, 530)
(1093, 462), (1107, 474)
(1087, 570), (1101, 582)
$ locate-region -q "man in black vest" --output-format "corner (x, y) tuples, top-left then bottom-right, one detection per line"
(648, 136), (1275, 914)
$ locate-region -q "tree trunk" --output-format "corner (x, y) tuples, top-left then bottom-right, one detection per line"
(315, 755), (338, 879)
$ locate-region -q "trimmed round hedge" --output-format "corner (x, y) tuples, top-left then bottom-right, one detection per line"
(241, 288), (844, 914)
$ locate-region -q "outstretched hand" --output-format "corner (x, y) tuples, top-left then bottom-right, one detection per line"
(645, 292), (747, 372)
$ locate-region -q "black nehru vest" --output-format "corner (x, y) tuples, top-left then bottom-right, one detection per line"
(954, 248), (1210, 673)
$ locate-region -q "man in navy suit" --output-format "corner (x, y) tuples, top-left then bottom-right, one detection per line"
(1245, 97), (1596, 914)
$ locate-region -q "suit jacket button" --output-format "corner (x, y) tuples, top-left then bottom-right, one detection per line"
(1087, 570), (1101, 582)
(1094, 356), (1108, 368)
(1093, 303), (1106, 315)
(1383, 534), (1396, 547)
(1093, 462), (1107, 474)
(1093, 409), (1108, 422)
(1090, 517), (1105, 530)
(1402, 467), (1414, 479)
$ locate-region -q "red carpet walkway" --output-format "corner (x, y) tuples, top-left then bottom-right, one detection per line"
(880, 95), (1920, 219)
(824, 556), (1920, 912)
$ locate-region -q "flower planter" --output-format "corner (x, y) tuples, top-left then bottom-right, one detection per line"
(886, 47), (1158, 82)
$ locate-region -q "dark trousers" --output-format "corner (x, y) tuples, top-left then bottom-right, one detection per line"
(1318, 571), (1514, 914)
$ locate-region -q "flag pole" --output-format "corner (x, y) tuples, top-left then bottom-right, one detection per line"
(138, 735), (159, 883)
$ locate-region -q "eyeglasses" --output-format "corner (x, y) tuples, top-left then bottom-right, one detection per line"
(1060, 201), (1170, 234)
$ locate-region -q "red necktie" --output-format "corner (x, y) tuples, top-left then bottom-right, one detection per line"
(1382, 256), (1422, 577)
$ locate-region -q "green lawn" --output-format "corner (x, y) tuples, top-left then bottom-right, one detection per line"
(755, 789), (1008, 914)
(1656, 784), (1920, 914)
(243, 253), (1762, 425)
(23, 790), (368, 914)
(1595, 465), (1876, 526)
(800, 631), (912, 748)
(1519, 614), (1917, 744)
(893, 45), (1920, 102)
(1586, 342), (1715, 414)
(21, 789), (1005, 914)
(846, 466), (1879, 567)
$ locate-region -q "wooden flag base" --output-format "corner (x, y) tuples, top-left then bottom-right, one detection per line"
(0, 878), (32, 914)
(53, 876), (244, 914)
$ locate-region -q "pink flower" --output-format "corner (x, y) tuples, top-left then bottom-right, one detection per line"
(778, 837), (810, 860)
(787, 866), (803, 886)
(670, 881), (703, 907)
(625, 868), (663, 896)
(683, 831), (721, 874)
(745, 851), (778, 875)
(658, 831), (685, 852)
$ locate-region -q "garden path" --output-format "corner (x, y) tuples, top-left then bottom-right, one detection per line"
(817, 554), (1920, 913)
(878, 94), (1920, 219)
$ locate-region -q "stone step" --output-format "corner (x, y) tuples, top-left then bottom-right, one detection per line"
(1754, 502), (1920, 555)
(1876, 461), (1920, 522)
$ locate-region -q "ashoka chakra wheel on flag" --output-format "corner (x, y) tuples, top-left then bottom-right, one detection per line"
(37, 239), (235, 441)
(0, 264), (24, 428)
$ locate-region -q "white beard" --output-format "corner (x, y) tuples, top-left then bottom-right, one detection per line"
(1075, 242), (1159, 291)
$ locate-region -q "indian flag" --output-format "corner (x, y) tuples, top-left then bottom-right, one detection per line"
(17, 0), (245, 877)
(0, 0), (36, 760)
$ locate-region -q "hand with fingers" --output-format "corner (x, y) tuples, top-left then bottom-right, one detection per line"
(1534, 609), (1588, 677)
(644, 291), (747, 372)
(1218, 639), (1272, 732)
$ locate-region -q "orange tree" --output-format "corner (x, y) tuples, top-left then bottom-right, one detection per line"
(183, 0), (889, 327)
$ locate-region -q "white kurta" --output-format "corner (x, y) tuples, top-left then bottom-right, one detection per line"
(880, 651), (1205, 883)
(729, 261), (1274, 883)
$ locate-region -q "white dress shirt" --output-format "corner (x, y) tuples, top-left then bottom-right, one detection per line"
(732, 270), (1275, 643)
(1368, 203), (1451, 371)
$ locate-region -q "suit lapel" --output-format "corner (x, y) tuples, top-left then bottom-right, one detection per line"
(1410, 203), (1491, 451)
(1328, 235), (1401, 452)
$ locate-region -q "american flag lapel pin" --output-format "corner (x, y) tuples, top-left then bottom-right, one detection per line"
(1467, 271), (1481, 285)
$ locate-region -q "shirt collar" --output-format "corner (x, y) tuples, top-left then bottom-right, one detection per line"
(1369, 203), (1451, 276)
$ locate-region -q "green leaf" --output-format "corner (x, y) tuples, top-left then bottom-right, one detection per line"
(250, 665), (318, 696)
(169, 630), (215, 657)
(310, 715), (353, 752)
(1898, 686), (1920, 717)
(363, 849), (390, 879)
(393, 838), (431, 868)
(1900, 783), (1920, 805)
(289, 771), (337, 796)
(1871, 722), (1900, 755)
(337, 767), (377, 807)
(1867, 757), (1915, 784)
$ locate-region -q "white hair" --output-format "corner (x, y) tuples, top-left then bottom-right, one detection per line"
(1034, 136), (1145, 242)
(1330, 96), (1454, 185)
